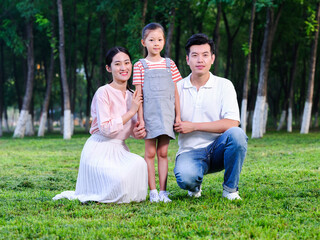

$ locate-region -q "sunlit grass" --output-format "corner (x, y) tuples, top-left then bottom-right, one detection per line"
(0, 130), (319, 239)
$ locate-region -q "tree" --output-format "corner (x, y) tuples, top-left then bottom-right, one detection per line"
(13, 19), (35, 138)
(0, 41), (4, 136)
(252, 3), (283, 138)
(240, 0), (256, 133)
(57, 0), (71, 139)
(213, 0), (222, 75)
(165, 7), (176, 58)
(38, 1), (57, 137)
(287, 44), (299, 132)
(300, 2), (320, 134)
(222, 2), (246, 79)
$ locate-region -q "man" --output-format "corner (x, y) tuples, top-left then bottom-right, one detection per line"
(174, 33), (248, 200)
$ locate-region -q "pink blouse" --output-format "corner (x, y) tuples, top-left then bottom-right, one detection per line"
(89, 84), (137, 140)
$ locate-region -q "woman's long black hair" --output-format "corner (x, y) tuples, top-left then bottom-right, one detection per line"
(105, 46), (133, 92)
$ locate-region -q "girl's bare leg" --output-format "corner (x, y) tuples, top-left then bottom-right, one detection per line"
(145, 139), (157, 190)
(156, 135), (170, 191)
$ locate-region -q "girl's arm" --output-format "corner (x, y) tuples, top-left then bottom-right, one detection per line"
(174, 83), (181, 123)
(135, 84), (145, 128)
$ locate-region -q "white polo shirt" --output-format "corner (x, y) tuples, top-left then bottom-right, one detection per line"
(177, 72), (240, 156)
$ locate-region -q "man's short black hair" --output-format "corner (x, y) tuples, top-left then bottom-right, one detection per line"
(185, 33), (215, 56)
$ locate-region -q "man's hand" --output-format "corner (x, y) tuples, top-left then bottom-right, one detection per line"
(133, 121), (146, 139)
(174, 121), (195, 134)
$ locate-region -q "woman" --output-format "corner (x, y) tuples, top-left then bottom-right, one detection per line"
(53, 47), (148, 203)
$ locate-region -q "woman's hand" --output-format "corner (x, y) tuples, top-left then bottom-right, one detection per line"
(129, 90), (143, 115)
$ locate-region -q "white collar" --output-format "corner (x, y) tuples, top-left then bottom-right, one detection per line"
(184, 72), (215, 89)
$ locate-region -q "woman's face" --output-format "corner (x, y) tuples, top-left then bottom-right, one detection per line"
(106, 52), (132, 83)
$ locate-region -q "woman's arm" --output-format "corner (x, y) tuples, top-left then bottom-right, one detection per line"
(122, 90), (142, 125)
(95, 89), (142, 136)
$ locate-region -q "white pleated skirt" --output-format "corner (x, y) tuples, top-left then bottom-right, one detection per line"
(53, 134), (148, 203)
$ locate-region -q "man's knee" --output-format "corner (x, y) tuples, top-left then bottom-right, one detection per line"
(225, 127), (248, 149)
(174, 163), (202, 191)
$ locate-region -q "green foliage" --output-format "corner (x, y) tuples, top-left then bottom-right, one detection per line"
(305, 6), (319, 38)
(241, 42), (251, 56)
(35, 13), (57, 54)
(0, 19), (25, 56)
(16, 0), (39, 20)
(0, 131), (319, 239)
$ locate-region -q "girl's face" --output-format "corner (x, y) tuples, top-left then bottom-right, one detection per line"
(106, 52), (132, 83)
(141, 28), (165, 57)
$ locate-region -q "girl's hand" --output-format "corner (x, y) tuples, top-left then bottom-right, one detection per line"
(175, 116), (181, 124)
(138, 119), (145, 129)
(130, 90), (143, 114)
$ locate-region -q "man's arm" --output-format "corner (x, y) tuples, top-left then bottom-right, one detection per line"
(174, 119), (239, 134)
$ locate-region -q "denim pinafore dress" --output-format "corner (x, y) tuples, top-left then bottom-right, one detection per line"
(140, 58), (175, 140)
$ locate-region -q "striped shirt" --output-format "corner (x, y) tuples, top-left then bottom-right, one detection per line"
(133, 58), (182, 86)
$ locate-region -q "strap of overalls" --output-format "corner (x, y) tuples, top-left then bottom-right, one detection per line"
(165, 58), (171, 69)
(139, 59), (149, 69)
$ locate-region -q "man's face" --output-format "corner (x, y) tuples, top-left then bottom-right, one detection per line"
(186, 44), (215, 76)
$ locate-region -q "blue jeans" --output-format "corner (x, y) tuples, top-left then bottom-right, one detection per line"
(174, 127), (248, 193)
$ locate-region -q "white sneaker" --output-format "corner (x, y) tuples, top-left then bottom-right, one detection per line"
(159, 191), (172, 203)
(222, 190), (242, 200)
(149, 191), (160, 203)
(188, 185), (202, 198)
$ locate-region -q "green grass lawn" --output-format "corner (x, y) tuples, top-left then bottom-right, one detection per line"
(0, 130), (319, 239)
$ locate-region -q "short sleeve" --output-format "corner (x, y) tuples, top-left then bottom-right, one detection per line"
(170, 59), (182, 83)
(132, 61), (143, 85)
(220, 81), (240, 122)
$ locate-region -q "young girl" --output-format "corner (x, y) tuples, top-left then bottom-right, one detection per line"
(53, 47), (148, 203)
(133, 23), (182, 203)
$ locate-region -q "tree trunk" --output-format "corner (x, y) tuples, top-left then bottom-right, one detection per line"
(38, 1), (56, 137)
(165, 7), (176, 58)
(69, 0), (77, 136)
(287, 44), (299, 132)
(213, 1), (222, 75)
(83, 14), (94, 132)
(222, 7), (244, 79)
(301, 3), (320, 134)
(142, 0), (148, 25)
(241, 0), (256, 133)
(13, 56), (23, 111)
(0, 40), (4, 136)
(277, 110), (286, 131)
(99, 14), (107, 87)
(57, 0), (71, 139)
(312, 79), (320, 128)
(174, 18), (181, 68)
(13, 20), (35, 138)
(252, 6), (282, 138)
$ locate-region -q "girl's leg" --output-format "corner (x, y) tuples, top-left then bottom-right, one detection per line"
(156, 135), (170, 191)
(144, 139), (157, 190)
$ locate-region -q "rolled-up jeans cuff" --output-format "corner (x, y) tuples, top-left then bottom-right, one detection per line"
(223, 184), (238, 193)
